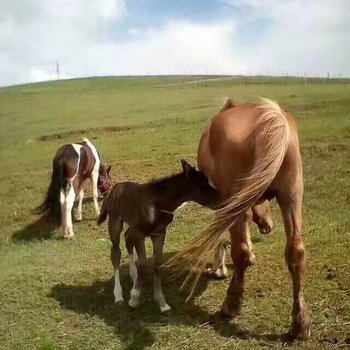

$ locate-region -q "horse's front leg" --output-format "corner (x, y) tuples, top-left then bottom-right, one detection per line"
(151, 231), (171, 313)
(91, 170), (100, 216)
(221, 211), (255, 320)
(109, 214), (124, 303)
(125, 228), (147, 309)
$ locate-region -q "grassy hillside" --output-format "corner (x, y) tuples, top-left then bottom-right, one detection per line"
(0, 76), (349, 350)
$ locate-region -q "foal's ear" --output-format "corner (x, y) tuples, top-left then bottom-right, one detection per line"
(181, 159), (192, 177)
(106, 165), (112, 174)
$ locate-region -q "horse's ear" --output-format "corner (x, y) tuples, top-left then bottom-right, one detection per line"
(181, 159), (192, 177)
(107, 165), (112, 174)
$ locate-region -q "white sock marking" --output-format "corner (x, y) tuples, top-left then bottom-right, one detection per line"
(129, 287), (141, 308)
(113, 269), (124, 303)
(128, 253), (137, 283)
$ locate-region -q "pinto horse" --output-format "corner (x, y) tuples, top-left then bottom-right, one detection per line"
(34, 137), (112, 238)
(166, 98), (310, 340)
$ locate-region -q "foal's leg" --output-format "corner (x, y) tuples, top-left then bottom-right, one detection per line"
(207, 240), (229, 279)
(278, 190), (310, 340)
(151, 232), (171, 313)
(91, 170), (100, 216)
(126, 229), (147, 309)
(221, 212), (255, 319)
(76, 188), (84, 221)
(125, 229), (138, 285)
(109, 214), (124, 303)
(62, 183), (76, 238)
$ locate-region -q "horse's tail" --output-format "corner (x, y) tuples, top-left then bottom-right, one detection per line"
(97, 197), (108, 225)
(32, 157), (63, 225)
(165, 98), (290, 299)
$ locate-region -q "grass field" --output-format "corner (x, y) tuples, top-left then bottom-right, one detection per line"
(0, 76), (349, 350)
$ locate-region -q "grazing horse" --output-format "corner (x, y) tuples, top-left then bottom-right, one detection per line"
(34, 137), (112, 238)
(97, 160), (220, 312)
(166, 98), (310, 340)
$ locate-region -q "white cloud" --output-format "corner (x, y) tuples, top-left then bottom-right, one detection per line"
(0, 0), (127, 85)
(0, 0), (349, 86)
(87, 21), (243, 76)
(224, 0), (350, 76)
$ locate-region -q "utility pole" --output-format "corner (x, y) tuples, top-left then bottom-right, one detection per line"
(56, 60), (60, 80)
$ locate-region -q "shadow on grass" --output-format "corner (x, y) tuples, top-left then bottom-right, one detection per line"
(12, 197), (100, 242)
(12, 215), (59, 242)
(50, 253), (284, 350)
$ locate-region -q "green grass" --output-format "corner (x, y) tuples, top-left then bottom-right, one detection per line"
(0, 76), (349, 350)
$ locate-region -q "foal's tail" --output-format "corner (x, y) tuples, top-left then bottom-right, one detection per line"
(97, 198), (108, 225)
(164, 98), (290, 299)
(32, 158), (64, 225)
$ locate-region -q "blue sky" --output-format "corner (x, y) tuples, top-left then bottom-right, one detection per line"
(0, 0), (349, 85)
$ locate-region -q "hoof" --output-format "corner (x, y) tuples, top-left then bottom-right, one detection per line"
(209, 311), (237, 326)
(220, 302), (240, 323)
(285, 325), (311, 342)
(114, 298), (124, 305)
(128, 298), (139, 309)
(206, 267), (228, 280)
(160, 304), (172, 315)
(284, 311), (311, 342)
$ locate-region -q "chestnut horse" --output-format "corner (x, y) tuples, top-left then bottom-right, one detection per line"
(34, 137), (112, 238)
(167, 98), (310, 340)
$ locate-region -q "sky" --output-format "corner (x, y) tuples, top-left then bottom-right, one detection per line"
(0, 0), (349, 86)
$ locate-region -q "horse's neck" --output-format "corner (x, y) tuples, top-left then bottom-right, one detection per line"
(153, 180), (191, 212)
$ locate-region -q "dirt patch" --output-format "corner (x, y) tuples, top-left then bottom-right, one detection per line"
(37, 125), (142, 142)
(36, 116), (208, 143)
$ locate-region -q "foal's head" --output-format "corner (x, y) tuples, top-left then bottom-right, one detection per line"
(98, 164), (112, 196)
(180, 160), (220, 207)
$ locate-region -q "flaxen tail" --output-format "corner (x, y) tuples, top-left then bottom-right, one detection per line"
(164, 98), (290, 300)
(32, 158), (64, 225)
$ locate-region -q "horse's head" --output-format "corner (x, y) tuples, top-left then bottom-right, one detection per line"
(98, 164), (112, 196)
(252, 201), (273, 234)
(181, 159), (220, 208)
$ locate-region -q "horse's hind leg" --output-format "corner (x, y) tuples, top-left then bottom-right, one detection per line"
(151, 232), (171, 313)
(125, 229), (147, 309)
(277, 189), (310, 340)
(221, 211), (255, 320)
(125, 228), (138, 285)
(109, 214), (124, 303)
(75, 188), (84, 221)
(62, 183), (75, 238)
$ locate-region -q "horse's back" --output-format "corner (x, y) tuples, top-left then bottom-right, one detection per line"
(198, 101), (301, 198)
(53, 144), (81, 180)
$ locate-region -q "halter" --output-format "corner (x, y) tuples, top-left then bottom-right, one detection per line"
(98, 176), (113, 197)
